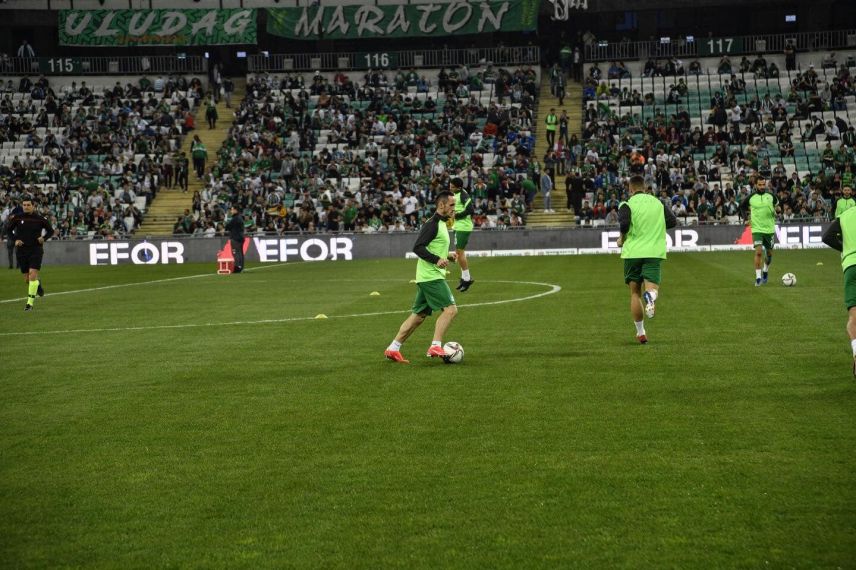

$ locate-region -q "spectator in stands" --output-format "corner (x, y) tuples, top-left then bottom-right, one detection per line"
(544, 108), (558, 150)
(572, 47), (582, 82)
(183, 110), (195, 132)
(190, 135), (207, 178)
(223, 77), (234, 108)
(826, 120), (841, 141)
(211, 64), (222, 103)
(176, 152), (189, 192)
(784, 40), (797, 71)
(560, 43), (573, 74)
(643, 58), (656, 78)
(844, 128), (856, 148)
(205, 98), (218, 129)
(540, 170), (553, 213)
(688, 60), (702, 75)
(767, 62), (780, 78)
(751, 53), (768, 75)
(578, 200), (593, 224)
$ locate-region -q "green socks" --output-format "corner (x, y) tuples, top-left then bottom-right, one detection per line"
(27, 280), (39, 306)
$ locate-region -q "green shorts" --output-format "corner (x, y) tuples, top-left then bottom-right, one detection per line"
(412, 280), (456, 315)
(752, 233), (775, 251)
(845, 265), (856, 310)
(623, 258), (662, 285)
(454, 230), (471, 250)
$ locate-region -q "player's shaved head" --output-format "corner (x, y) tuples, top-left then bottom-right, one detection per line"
(436, 191), (453, 205)
(628, 175), (645, 193)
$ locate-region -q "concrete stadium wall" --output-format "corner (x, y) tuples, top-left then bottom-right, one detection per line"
(30, 224), (833, 267)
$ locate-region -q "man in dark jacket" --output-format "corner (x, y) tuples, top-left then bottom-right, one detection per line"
(225, 205), (245, 273)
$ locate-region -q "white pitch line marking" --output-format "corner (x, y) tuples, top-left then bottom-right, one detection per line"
(0, 280), (561, 337)
(0, 261), (294, 304)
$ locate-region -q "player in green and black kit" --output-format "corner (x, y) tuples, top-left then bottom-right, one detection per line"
(451, 177), (475, 292)
(739, 179), (778, 286)
(822, 207), (856, 377)
(6, 196), (53, 311)
(385, 192), (459, 363)
(835, 186), (855, 218)
(617, 175), (677, 344)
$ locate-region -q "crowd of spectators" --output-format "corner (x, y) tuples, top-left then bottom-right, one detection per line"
(177, 65), (539, 237)
(570, 51), (856, 225)
(0, 73), (204, 240)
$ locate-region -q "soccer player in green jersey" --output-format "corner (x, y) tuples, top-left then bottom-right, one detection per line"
(385, 192), (459, 363)
(822, 206), (856, 377)
(451, 177), (475, 292)
(835, 186), (855, 218)
(617, 176), (677, 344)
(739, 179), (778, 286)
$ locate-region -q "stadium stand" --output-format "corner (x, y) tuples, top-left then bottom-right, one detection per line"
(181, 65), (542, 236)
(2, 45), (853, 237)
(0, 73), (204, 238)
(579, 50), (856, 226)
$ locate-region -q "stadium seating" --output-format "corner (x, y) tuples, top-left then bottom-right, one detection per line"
(0, 74), (203, 238)
(186, 65), (540, 236)
(580, 51), (856, 225)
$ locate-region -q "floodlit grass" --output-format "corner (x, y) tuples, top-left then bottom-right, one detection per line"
(0, 250), (853, 568)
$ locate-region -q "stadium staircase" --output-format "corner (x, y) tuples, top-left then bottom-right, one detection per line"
(142, 79), (246, 236)
(527, 71), (582, 228)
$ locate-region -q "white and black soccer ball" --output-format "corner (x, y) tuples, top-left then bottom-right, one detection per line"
(781, 272), (797, 287)
(443, 341), (464, 364)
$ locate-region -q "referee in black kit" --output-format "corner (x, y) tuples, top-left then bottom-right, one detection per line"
(6, 196), (53, 311)
(225, 205), (244, 274)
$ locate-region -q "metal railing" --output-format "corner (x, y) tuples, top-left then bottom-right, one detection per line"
(585, 29), (856, 62)
(0, 55), (207, 76)
(248, 45), (539, 73)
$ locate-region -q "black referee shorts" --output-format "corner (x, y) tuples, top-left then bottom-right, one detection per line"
(17, 247), (43, 274)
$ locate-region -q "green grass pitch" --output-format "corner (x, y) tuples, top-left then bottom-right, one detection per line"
(1, 249), (854, 568)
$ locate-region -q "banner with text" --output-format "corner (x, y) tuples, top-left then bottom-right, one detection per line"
(266, 1), (538, 40)
(38, 223), (833, 267)
(59, 9), (257, 47)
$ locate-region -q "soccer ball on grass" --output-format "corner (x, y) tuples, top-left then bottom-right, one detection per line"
(781, 273), (797, 287)
(443, 341), (464, 364)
